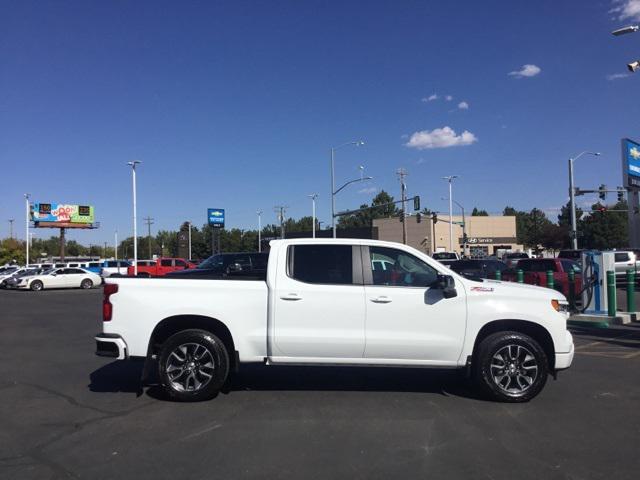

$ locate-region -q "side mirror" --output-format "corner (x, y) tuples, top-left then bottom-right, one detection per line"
(437, 274), (457, 299)
(227, 263), (243, 274)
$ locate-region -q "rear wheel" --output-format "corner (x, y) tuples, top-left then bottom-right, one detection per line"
(158, 329), (230, 402)
(473, 331), (548, 402)
(30, 280), (43, 292)
(80, 279), (93, 289)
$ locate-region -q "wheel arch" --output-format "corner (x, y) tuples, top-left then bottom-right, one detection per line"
(472, 319), (556, 371)
(147, 315), (237, 369)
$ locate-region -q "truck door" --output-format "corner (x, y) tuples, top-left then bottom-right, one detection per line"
(272, 244), (366, 359)
(362, 246), (466, 363)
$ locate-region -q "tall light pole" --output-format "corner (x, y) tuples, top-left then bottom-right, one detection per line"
(331, 140), (365, 238)
(24, 194), (30, 266)
(443, 197), (466, 256)
(397, 169), (408, 245)
(8, 219), (14, 239)
(442, 176), (459, 252)
(127, 160), (141, 275)
(308, 194), (318, 238)
(257, 210), (263, 252)
(568, 151), (600, 249)
(115, 230), (118, 260)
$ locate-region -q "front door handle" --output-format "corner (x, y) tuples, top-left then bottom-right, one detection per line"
(280, 293), (302, 301)
(371, 296), (392, 304)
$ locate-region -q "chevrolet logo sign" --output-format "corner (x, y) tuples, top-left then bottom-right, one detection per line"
(210, 211), (223, 217)
(630, 146), (640, 160)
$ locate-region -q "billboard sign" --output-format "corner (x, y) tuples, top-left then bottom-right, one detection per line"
(31, 203), (95, 224)
(207, 208), (225, 228)
(623, 138), (640, 188)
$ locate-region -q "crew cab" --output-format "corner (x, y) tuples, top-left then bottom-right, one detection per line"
(126, 258), (196, 277)
(96, 239), (574, 403)
(502, 258), (582, 298)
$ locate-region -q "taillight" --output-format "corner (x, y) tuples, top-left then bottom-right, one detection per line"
(103, 283), (118, 321)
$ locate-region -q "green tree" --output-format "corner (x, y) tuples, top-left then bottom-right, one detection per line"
(471, 207), (489, 216)
(581, 201), (628, 249)
(518, 208), (553, 251)
(503, 206), (518, 216)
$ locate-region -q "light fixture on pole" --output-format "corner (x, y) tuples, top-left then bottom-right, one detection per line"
(308, 194), (318, 238)
(442, 176), (459, 252)
(568, 151), (600, 249)
(331, 140), (365, 238)
(257, 210), (263, 252)
(24, 193), (30, 266)
(127, 160), (142, 275)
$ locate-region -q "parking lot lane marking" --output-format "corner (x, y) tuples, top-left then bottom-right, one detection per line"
(179, 423), (222, 442)
(623, 350), (640, 359)
(576, 350), (638, 359)
(575, 341), (603, 350)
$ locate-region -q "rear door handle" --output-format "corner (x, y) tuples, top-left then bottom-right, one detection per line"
(280, 293), (302, 301)
(371, 296), (392, 304)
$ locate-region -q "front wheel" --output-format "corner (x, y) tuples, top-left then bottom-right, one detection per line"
(158, 329), (230, 402)
(473, 331), (548, 402)
(30, 280), (44, 291)
(80, 279), (93, 289)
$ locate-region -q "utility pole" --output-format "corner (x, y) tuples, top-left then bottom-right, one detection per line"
(274, 206), (288, 239)
(8, 219), (14, 239)
(144, 216), (154, 259)
(25, 194), (30, 266)
(308, 194), (318, 238)
(127, 160), (142, 275)
(397, 168), (408, 245)
(257, 210), (263, 252)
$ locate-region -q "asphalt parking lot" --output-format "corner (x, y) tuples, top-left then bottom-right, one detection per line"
(1, 288), (639, 480)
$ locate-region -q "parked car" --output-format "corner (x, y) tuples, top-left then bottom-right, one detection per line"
(167, 253), (269, 279)
(448, 259), (508, 280)
(558, 250), (585, 263)
(502, 252), (530, 268)
(16, 267), (102, 291)
(2, 267), (44, 288)
(126, 258), (197, 277)
(0, 267), (30, 288)
(100, 260), (132, 277)
(502, 258), (582, 298)
(431, 252), (460, 265)
(612, 251), (639, 278)
(97, 239), (574, 403)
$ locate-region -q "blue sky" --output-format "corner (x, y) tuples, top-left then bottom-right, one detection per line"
(2, 0), (640, 244)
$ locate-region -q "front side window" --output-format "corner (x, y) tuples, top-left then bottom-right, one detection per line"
(370, 247), (438, 287)
(615, 253), (630, 262)
(161, 259), (172, 267)
(175, 260), (186, 267)
(290, 245), (353, 285)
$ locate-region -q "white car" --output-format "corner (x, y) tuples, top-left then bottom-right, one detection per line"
(97, 239), (574, 403)
(0, 267), (37, 288)
(17, 267), (102, 291)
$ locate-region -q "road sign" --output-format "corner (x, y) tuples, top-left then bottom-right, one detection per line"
(207, 208), (225, 228)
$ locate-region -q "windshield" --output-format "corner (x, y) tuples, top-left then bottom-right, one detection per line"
(197, 255), (225, 270)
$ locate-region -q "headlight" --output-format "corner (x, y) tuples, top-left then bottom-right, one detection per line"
(551, 299), (570, 313)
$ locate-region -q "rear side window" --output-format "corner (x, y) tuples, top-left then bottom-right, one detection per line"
(289, 245), (353, 285)
(615, 253), (630, 262)
(175, 260), (186, 267)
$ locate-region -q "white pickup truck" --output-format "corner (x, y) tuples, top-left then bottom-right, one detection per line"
(96, 239), (574, 403)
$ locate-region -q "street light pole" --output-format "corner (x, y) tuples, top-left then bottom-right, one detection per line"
(188, 222), (192, 260)
(257, 210), (263, 252)
(127, 160), (141, 275)
(331, 140), (364, 238)
(115, 230), (118, 260)
(24, 194), (30, 266)
(442, 176), (459, 252)
(568, 151), (600, 249)
(309, 194), (318, 238)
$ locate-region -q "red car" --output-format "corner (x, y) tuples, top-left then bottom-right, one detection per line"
(502, 258), (582, 298)
(126, 258), (197, 277)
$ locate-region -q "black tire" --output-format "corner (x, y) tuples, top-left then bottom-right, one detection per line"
(158, 329), (230, 402)
(80, 279), (93, 289)
(473, 331), (548, 403)
(30, 280), (44, 292)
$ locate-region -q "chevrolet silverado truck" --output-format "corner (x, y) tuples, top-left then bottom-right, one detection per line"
(96, 239), (574, 403)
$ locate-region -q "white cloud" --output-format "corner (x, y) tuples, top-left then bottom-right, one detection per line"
(445, 95), (453, 101)
(611, 0), (640, 21)
(421, 93), (438, 102)
(358, 187), (378, 194)
(508, 64), (541, 78)
(457, 101), (469, 110)
(607, 72), (630, 80)
(405, 126), (478, 150)
(416, 158), (426, 165)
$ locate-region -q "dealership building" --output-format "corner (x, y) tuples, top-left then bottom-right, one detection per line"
(373, 215), (523, 257)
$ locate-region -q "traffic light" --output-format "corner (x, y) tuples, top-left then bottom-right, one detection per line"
(399, 213), (404, 223)
(598, 184), (606, 201)
(432, 213), (438, 224)
(413, 196), (420, 211)
(618, 188), (625, 202)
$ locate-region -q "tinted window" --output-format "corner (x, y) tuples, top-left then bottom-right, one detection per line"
(106, 261), (118, 267)
(370, 247), (438, 287)
(290, 245), (353, 285)
(175, 260), (187, 267)
(68, 268), (85, 274)
(89, 263), (100, 268)
(517, 259), (557, 272)
(615, 253), (631, 262)
(560, 260), (580, 273)
(433, 253), (457, 260)
(161, 259), (173, 267)
(251, 254), (268, 269)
